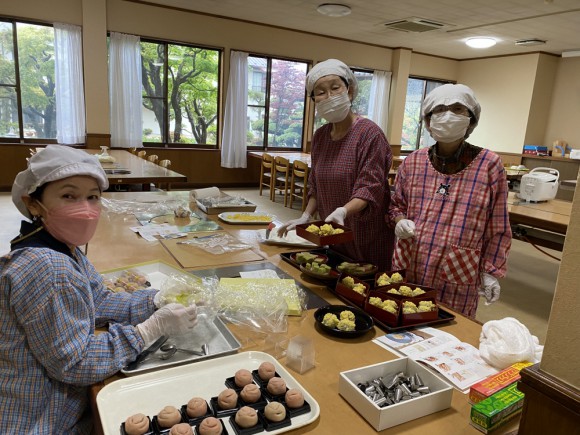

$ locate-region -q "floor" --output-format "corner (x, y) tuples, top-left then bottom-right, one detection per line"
(1, 187), (561, 344)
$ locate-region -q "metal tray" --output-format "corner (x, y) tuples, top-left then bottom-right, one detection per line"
(121, 313), (241, 376)
(98, 351), (320, 435)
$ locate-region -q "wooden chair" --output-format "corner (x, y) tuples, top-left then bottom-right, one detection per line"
(259, 153), (274, 199)
(157, 159), (172, 190)
(272, 156), (291, 207)
(137, 150), (147, 159)
(289, 159), (309, 211)
(128, 147), (137, 155)
(147, 154), (159, 164)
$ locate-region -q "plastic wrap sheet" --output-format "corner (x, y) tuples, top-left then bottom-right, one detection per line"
(178, 233), (251, 254)
(101, 197), (190, 217)
(156, 274), (219, 319)
(215, 279), (308, 335)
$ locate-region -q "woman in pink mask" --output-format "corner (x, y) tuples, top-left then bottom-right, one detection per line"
(1, 146), (197, 433)
(388, 84), (512, 318)
(278, 59), (395, 270)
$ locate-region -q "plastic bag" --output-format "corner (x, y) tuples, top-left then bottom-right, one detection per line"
(101, 197), (190, 218)
(179, 233), (251, 254)
(479, 317), (544, 369)
(156, 273), (219, 320)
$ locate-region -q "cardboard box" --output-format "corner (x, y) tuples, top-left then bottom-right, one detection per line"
(339, 357), (453, 431)
(469, 361), (533, 404)
(470, 382), (525, 433)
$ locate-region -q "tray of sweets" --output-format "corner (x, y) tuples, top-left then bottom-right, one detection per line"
(295, 221), (354, 246)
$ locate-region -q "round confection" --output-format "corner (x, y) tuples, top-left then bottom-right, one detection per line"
(186, 397), (207, 418)
(257, 361), (276, 381)
(266, 376), (287, 396)
(234, 406), (258, 428)
(240, 383), (261, 403)
(285, 388), (305, 408)
(198, 416), (223, 435)
(234, 368), (253, 387)
(157, 405), (182, 428)
(264, 401), (286, 422)
(169, 422), (194, 435)
(217, 388), (238, 409)
(124, 413), (150, 435)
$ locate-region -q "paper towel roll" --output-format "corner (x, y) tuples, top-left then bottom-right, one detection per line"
(190, 186), (220, 200)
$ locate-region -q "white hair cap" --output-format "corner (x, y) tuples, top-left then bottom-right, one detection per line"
(306, 58), (358, 100)
(12, 145), (109, 218)
(422, 84), (481, 137)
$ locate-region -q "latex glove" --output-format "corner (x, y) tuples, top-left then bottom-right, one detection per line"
(153, 291), (161, 309)
(136, 303), (198, 347)
(325, 207), (347, 226)
(478, 273), (501, 305)
(277, 211), (311, 238)
(395, 219), (416, 239)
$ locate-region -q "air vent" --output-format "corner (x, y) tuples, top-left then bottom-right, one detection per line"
(382, 17), (446, 33)
(515, 38), (547, 46)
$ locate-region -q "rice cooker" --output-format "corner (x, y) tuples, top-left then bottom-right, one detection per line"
(517, 167), (560, 202)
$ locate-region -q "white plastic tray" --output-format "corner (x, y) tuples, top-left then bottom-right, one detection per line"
(97, 351), (320, 435)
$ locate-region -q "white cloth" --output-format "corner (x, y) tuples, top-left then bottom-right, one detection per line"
(221, 51), (248, 168)
(109, 32), (143, 148)
(306, 59), (358, 100)
(368, 70), (391, 133)
(479, 317), (543, 369)
(12, 145), (109, 218)
(54, 23), (86, 144)
(422, 84), (481, 138)
(190, 187), (221, 200)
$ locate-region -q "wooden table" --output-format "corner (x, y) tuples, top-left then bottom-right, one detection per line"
(86, 149), (187, 190)
(507, 192), (570, 235)
(88, 191), (518, 435)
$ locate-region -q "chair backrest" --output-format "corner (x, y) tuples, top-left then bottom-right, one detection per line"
(147, 154), (159, 163)
(262, 153), (274, 170)
(274, 156), (290, 174)
(158, 159), (171, 168)
(137, 150), (147, 158)
(292, 159), (309, 179)
(128, 147), (137, 155)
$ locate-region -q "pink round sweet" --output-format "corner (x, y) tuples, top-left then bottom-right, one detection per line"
(169, 422), (194, 435)
(266, 376), (287, 395)
(198, 416), (223, 435)
(234, 406), (258, 428)
(217, 388), (238, 409)
(186, 397), (207, 418)
(234, 368), (253, 387)
(285, 388), (305, 408)
(264, 401), (286, 422)
(157, 406), (182, 428)
(240, 383), (261, 403)
(124, 413), (150, 435)
(257, 361), (276, 381)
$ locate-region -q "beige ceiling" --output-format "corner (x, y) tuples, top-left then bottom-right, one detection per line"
(134, 0), (580, 59)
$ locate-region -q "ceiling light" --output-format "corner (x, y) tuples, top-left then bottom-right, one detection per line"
(465, 37), (497, 48)
(317, 3), (352, 17)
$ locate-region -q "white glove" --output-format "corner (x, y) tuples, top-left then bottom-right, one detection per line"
(136, 303), (198, 347)
(277, 211), (311, 237)
(325, 207), (347, 226)
(395, 219), (416, 239)
(153, 291), (161, 308)
(478, 273), (501, 305)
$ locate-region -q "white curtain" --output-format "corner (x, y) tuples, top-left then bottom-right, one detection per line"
(221, 51), (248, 168)
(108, 32), (143, 148)
(368, 70), (392, 134)
(54, 23), (85, 144)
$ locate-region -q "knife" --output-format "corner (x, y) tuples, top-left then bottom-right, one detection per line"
(124, 335), (168, 371)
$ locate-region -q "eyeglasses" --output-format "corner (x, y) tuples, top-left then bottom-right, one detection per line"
(431, 104), (470, 116)
(311, 82), (347, 101)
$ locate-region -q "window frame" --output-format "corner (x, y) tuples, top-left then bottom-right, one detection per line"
(139, 36), (223, 149)
(246, 52), (310, 151)
(0, 18), (58, 145)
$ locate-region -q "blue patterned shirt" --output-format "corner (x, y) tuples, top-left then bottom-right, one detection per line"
(0, 222), (156, 434)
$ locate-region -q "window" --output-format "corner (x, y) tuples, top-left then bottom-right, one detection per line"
(141, 40), (220, 147)
(0, 20), (56, 142)
(401, 77), (450, 151)
(247, 55), (308, 149)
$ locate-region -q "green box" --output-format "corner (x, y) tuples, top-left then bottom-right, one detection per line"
(470, 383), (524, 432)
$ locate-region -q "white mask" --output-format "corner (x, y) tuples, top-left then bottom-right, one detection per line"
(316, 92), (351, 123)
(428, 112), (471, 143)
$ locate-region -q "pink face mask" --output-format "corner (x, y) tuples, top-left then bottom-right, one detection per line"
(39, 201), (101, 247)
